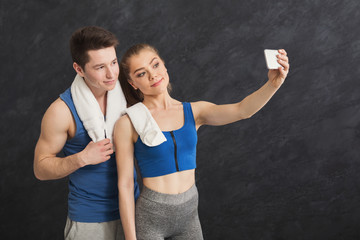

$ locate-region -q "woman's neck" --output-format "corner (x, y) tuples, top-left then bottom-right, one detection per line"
(142, 92), (175, 110)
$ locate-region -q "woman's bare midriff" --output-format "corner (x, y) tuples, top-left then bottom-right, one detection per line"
(142, 169), (196, 194)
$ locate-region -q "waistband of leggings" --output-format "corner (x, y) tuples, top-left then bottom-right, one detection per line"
(140, 184), (198, 205)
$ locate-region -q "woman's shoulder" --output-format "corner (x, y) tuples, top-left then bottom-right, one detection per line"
(114, 114), (134, 134)
(117, 113), (131, 123)
(114, 114), (139, 143)
(189, 101), (214, 110)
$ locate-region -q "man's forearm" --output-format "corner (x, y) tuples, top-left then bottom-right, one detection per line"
(34, 153), (84, 180)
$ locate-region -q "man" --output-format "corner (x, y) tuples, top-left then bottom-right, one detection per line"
(34, 26), (139, 240)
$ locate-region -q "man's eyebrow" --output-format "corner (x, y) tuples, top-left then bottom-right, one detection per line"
(92, 58), (118, 68)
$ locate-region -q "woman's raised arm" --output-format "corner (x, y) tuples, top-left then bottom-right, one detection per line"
(192, 49), (289, 128)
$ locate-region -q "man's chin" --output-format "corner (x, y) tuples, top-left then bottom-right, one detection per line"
(104, 83), (116, 91)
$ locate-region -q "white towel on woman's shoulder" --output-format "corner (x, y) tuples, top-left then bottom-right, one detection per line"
(125, 103), (167, 147)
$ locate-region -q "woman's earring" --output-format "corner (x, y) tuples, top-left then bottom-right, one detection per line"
(129, 81), (138, 90)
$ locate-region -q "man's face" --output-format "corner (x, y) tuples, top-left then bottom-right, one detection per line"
(76, 47), (119, 94)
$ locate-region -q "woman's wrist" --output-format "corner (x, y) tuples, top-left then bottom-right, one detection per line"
(266, 79), (282, 90)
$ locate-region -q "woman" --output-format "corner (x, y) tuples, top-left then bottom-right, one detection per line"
(114, 44), (289, 239)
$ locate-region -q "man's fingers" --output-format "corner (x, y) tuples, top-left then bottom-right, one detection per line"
(98, 138), (111, 144)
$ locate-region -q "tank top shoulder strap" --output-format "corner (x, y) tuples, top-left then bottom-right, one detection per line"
(182, 102), (196, 127)
(59, 88), (82, 135)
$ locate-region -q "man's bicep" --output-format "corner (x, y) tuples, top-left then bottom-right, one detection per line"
(35, 100), (71, 159)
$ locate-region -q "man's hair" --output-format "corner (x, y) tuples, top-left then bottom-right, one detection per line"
(70, 26), (119, 70)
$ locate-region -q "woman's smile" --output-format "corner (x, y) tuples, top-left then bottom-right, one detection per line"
(151, 78), (163, 87)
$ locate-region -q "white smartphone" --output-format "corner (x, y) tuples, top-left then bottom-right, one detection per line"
(264, 49), (281, 69)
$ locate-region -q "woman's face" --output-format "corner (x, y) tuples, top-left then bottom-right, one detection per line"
(127, 49), (169, 96)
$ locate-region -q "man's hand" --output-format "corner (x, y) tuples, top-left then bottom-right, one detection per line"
(78, 138), (114, 166)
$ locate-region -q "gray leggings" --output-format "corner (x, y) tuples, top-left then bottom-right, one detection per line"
(135, 184), (203, 240)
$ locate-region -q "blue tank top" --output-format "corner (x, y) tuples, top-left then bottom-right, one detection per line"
(134, 102), (197, 178)
(60, 88), (140, 222)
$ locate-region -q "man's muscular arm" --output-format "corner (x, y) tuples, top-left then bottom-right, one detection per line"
(34, 98), (113, 180)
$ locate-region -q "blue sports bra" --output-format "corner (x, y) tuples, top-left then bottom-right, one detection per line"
(134, 102), (197, 178)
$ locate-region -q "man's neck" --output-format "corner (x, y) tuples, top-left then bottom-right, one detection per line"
(86, 84), (108, 116)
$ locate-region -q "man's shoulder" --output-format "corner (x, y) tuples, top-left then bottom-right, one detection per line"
(43, 98), (72, 123)
(50, 97), (71, 112)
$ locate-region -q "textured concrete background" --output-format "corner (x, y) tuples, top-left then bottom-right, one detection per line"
(1, 0), (360, 239)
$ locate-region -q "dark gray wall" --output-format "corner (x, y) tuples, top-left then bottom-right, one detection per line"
(1, 0), (360, 239)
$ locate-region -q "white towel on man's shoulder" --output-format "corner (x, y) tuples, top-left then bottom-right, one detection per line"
(71, 74), (126, 143)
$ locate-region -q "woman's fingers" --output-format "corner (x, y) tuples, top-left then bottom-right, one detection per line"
(278, 59), (289, 70)
(277, 54), (288, 62)
(278, 49), (287, 56)
(277, 49), (290, 71)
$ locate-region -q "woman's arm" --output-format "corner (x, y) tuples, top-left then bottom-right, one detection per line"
(192, 49), (289, 127)
(114, 115), (137, 240)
